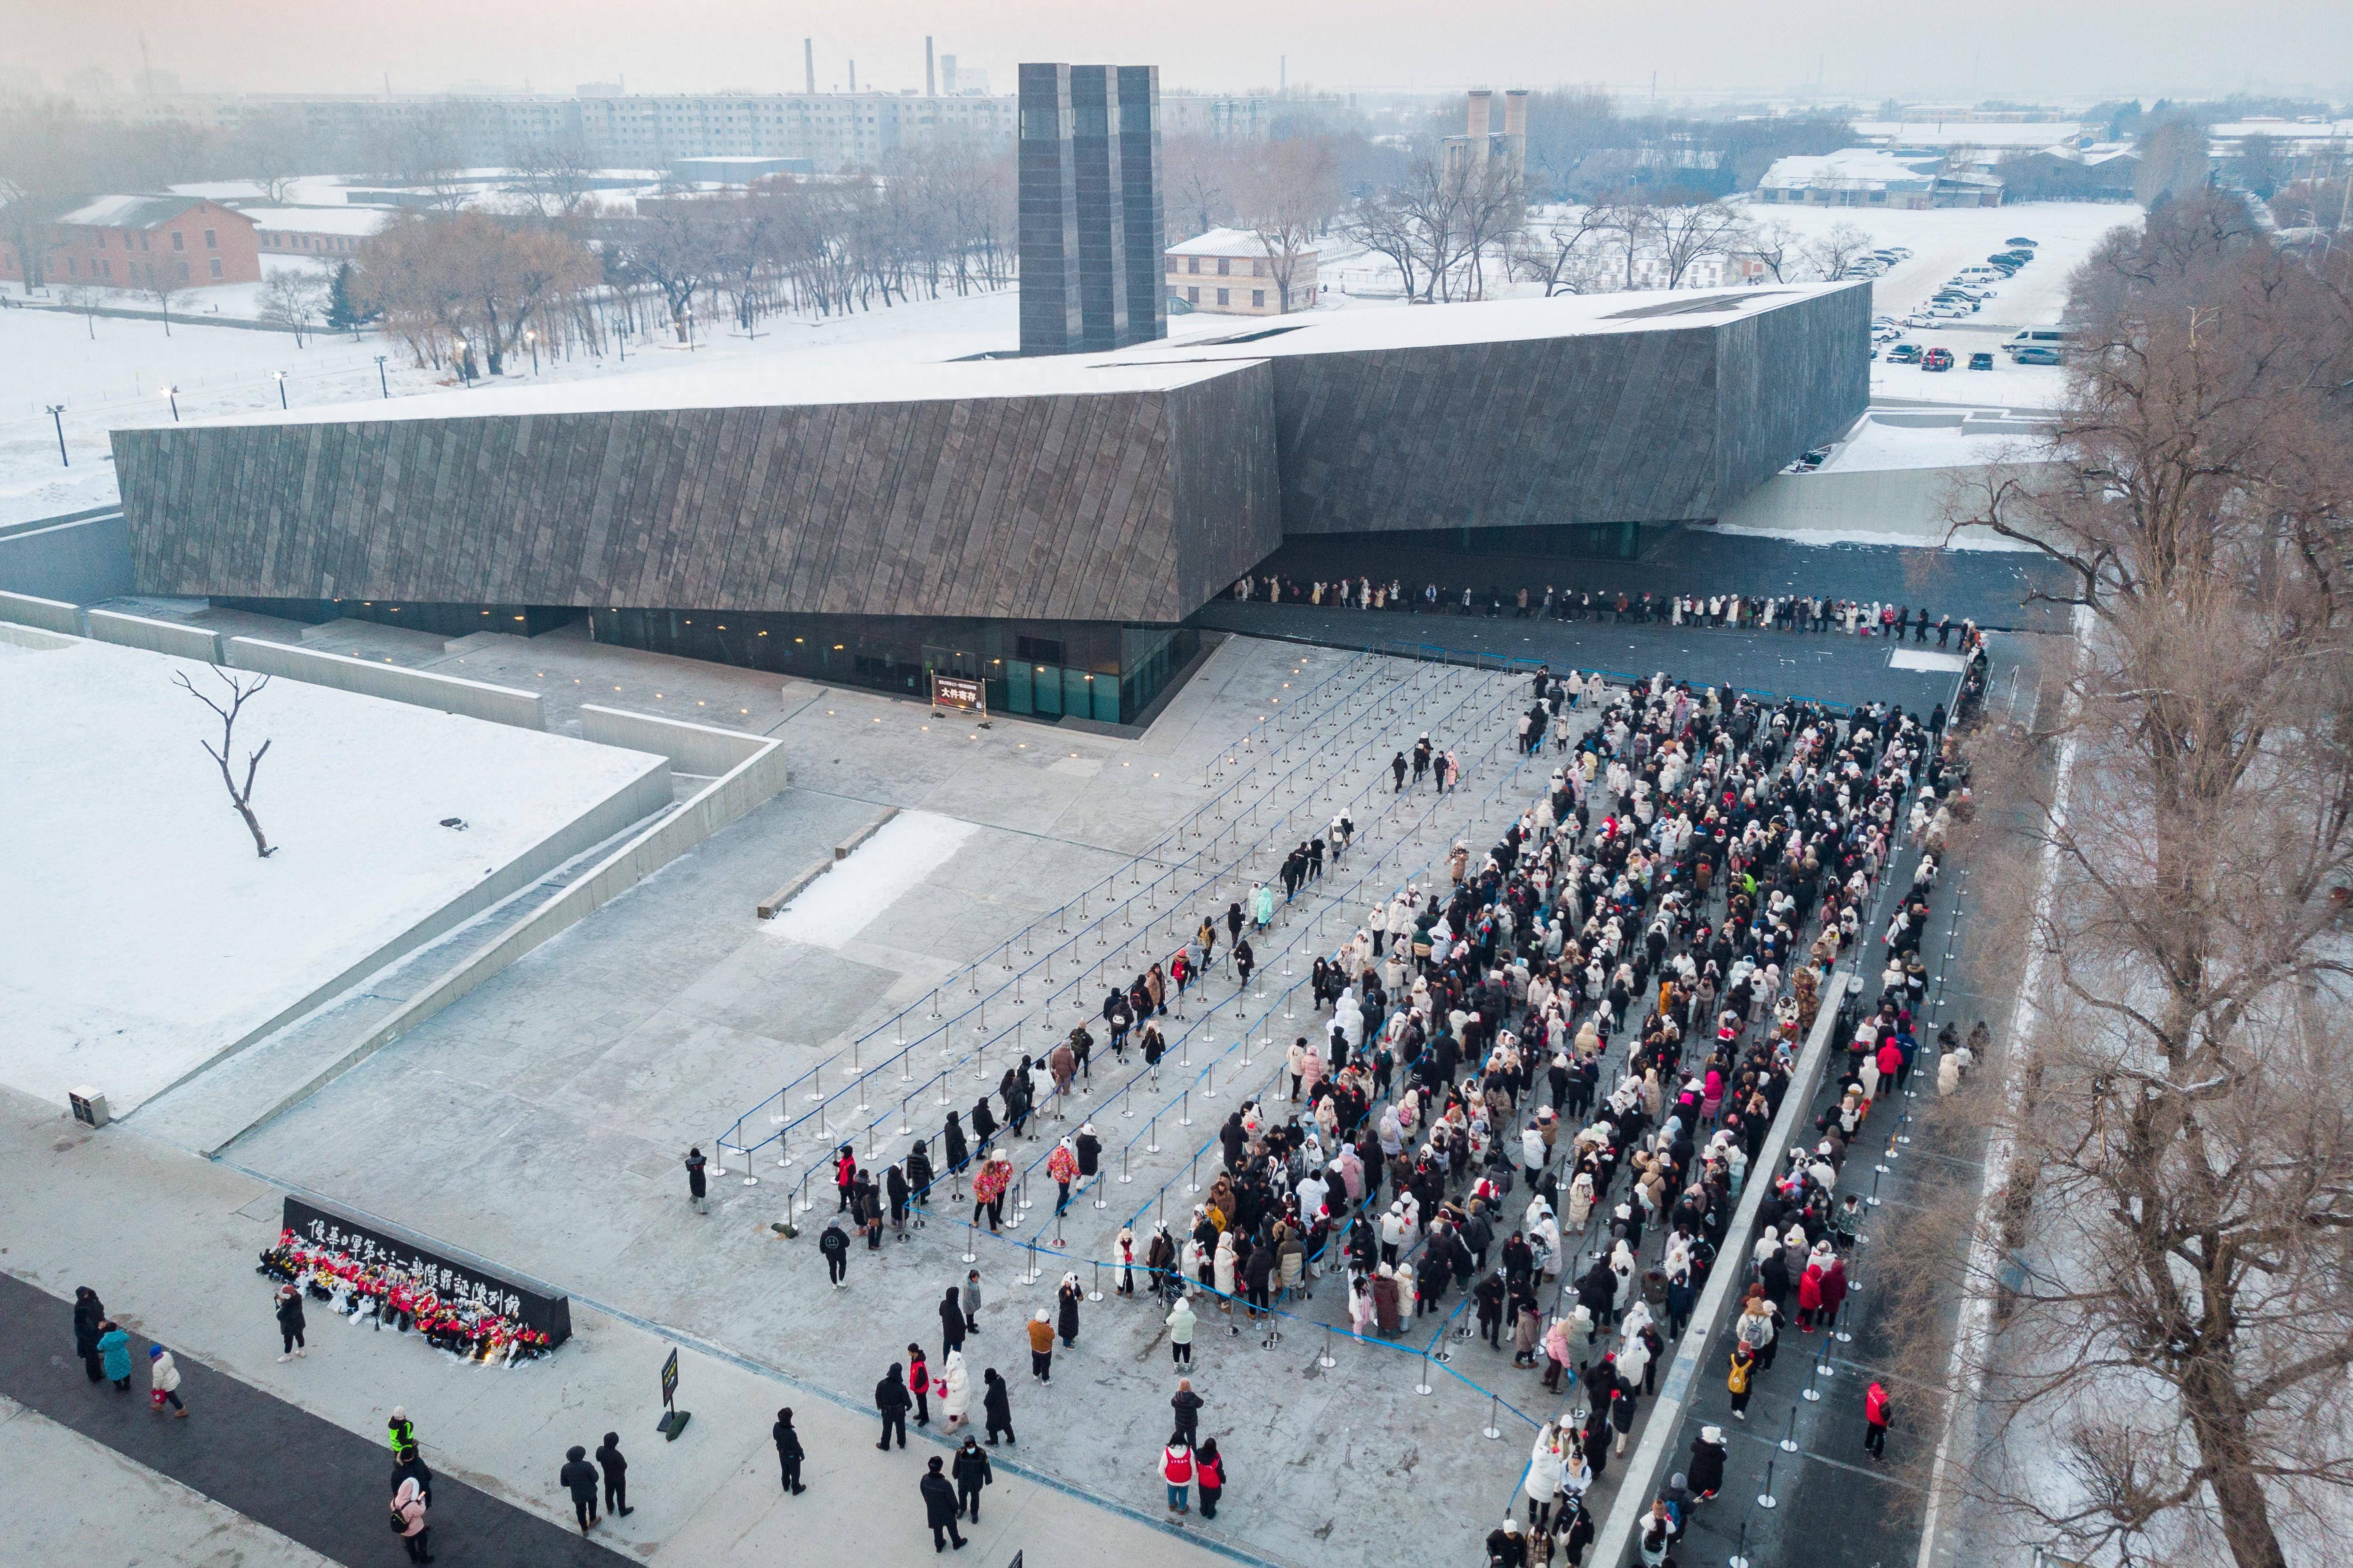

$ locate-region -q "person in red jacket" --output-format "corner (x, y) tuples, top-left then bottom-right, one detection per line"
(1864, 1381), (1891, 1459)
(1161, 1435), (1194, 1513)
(908, 1344), (932, 1427)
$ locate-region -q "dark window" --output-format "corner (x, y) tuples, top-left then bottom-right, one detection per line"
(1252, 290), (1264, 308)
(209, 257), (223, 280)
(1216, 257), (1230, 276)
(1186, 256), (1199, 274)
(1216, 287), (1229, 306)
(1187, 286), (1199, 303)
(1015, 634), (1065, 665)
(204, 228), (218, 249)
(171, 231), (185, 251)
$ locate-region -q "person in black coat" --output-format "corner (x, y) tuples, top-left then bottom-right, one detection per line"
(684, 1146), (709, 1215)
(772, 1407), (806, 1494)
(876, 1363), (912, 1450)
(73, 1287), (106, 1382)
(275, 1284), (307, 1359)
(950, 1437), (993, 1521)
(559, 1445), (600, 1533)
(942, 1114), (969, 1175)
(920, 1456), (968, 1551)
(939, 1287), (967, 1356)
(1686, 1425), (1727, 1501)
(982, 1367), (1014, 1445)
(907, 1140), (936, 1208)
(887, 1165), (912, 1238)
(819, 1219), (850, 1287)
(390, 1448), (434, 1509)
(1074, 1125), (1101, 1182)
(594, 1433), (632, 1518)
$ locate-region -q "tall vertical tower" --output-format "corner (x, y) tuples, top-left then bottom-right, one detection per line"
(925, 37), (936, 97)
(1018, 64), (1082, 356)
(1020, 62), (1164, 355)
(1117, 65), (1165, 348)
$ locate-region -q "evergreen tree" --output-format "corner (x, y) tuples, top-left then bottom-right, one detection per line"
(324, 263), (368, 335)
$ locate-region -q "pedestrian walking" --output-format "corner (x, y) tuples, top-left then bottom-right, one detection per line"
(920, 1456), (968, 1552)
(819, 1217), (850, 1286)
(877, 1362), (912, 1449)
(73, 1287), (105, 1383)
(1195, 1438), (1226, 1520)
(983, 1366), (1015, 1445)
(1864, 1380), (1892, 1459)
(684, 1146), (709, 1214)
(952, 1436), (993, 1522)
(1027, 1308), (1054, 1383)
(1162, 1435), (1195, 1513)
(147, 1345), (186, 1417)
(96, 1319), (132, 1391)
(962, 1270), (984, 1336)
(560, 1445), (600, 1533)
(274, 1285), (307, 1361)
(773, 1407), (806, 1494)
(595, 1432), (632, 1518)
(391, 1475), (432, 1562)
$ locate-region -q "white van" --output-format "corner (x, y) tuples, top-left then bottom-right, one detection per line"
(1954, 266), (2001, 281)
(2005, 327), (2072, 361)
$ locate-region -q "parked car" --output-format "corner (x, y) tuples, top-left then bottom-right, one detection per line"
(1797, 448), (1831, 470)
(2005, 236), (2037, 248)
(1887, 342), (1923, 364)
(1922, 347), (1955, 371)
(2013, 346), (2063, 366)
(1968, 351), (1995, 370)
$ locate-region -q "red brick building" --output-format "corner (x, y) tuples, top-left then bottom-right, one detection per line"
(1, 196), (261, 288)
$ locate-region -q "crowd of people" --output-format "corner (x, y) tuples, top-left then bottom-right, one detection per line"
(773, 650), (1969, 1552)
(1233, 570), (1985, 648)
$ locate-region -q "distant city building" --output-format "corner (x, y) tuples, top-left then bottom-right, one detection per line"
(1018, 63), (1164, 355)
(1756, 148), (2001, 208)
(1165, 227), (1319, 315)
(1440, 88), (1527, 182)
(3, 195), (260, 288)
(669, 154), (816, 184)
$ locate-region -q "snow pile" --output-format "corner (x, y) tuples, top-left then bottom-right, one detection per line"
(0, 636), (665, 1111)
(766, 810), (980, 949)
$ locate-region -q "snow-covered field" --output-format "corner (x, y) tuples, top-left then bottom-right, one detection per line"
(0, 634), (666, 1112)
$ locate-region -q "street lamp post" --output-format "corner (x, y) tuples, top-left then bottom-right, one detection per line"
(684, 307), (694, 352)
(375, 355), (390, 398)
(526, 328), (538, 375)
(46, 404), (67, 467)
(161, 386), (181, 422)
(271, 370), (288, 409)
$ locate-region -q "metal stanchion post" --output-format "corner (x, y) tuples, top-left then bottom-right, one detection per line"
(1147, 1116), (1160, 1154)
(1415, 1352), (1433, 1395)
(1202, 1063), (1217, 1100)
(1022, 1240), (1041, 1284)
(806, 1067), (824, 1103)
(1089, 1261), (1104, 1302)
(962, 1221), (977, 1264)
(1180, 1090), (1193, 1128)
(1482, 1393), (1501, 1440)
(1187, 1153), (1201, 1194)
(1779, 1406), (1800, 1454)
(1730, 1518), (1753, 1568)
(1318, 1324), (1337, 1368)
(1757, 1459), (1779, 1509)
(1800, 1354), (1823, 1403)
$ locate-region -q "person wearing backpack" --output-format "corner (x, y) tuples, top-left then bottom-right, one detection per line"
(391, 1474), (431, 1561)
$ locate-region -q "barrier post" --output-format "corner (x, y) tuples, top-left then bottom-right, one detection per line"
(1416, 1352), (1433, 1395)
(1088, 1261), (1104, 1302)
(1757, 1459), (1779, 1509)
(1188, 1153), (1202, 1194)
(1022, 1240), (1041, 1285)
(1779, 1406), (1800, 1454)
(962, 1221), (977, 1264)
(1179, 1090), (1193, 1128)
(1318, 1324), (1337, 1368)
(1147, 1116), (1161, 1155)
(1483, 1393), (1502, 1440)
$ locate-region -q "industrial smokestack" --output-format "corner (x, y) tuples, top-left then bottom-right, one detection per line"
(926, 37), (935, 96)
(849, 60), (857, 94)
(1503, 89), (1528, 177)
(1466, 88), (1492, 143)
(805, 39), (815, 95)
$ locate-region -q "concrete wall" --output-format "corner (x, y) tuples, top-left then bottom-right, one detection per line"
(0, 621), (80, 651)
(578, 704), (768, 775)
(1711, 460), (2059, 549)
(240, 719), (790, 1133)
(0, 590), (84, 635)
(84, 608), (224, 663)
(0, 511), (133, 605)
(225, 637), (547, 730)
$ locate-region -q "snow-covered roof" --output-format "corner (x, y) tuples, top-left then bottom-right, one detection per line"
(1758, 150), (1939, 192)
(56, 194), (250, 230)
(1166, 226), (1314, 258)
(248, 206), (391, 238)
(1850, 120), (2083, 147)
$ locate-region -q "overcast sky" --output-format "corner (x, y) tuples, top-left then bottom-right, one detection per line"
(18, 0), (2353, 103)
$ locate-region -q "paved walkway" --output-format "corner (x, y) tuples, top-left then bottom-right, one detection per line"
(0, 1271), (628, 1568)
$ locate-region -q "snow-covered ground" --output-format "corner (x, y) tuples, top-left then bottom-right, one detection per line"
(766, 810), (981, 948)
(0, 634), (666, 1112)
(1819, 416), (2041, 474)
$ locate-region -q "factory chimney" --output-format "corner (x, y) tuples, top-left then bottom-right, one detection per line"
(849, 60), (857, 94)
(1465, 89), (1493, 171)
(926, 37), (936, 96)
(804, 39), (815, 95)
(1503, 88), (1529, 178)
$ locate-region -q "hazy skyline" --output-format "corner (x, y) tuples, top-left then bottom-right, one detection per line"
(16, 0), (2353, 104)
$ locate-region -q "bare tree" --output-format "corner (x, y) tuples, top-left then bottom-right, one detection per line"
(1913, 198), (2353, 1568)
(175, 669), (278, 859)
(506, 136), (599, 220)
(1799, 220), (1877, 281)
(1235, 136), (1340, 313)
(236, 110), (307, 203)
(140, 270), (188, 335)
(1511, 204), (1615, 295)
(257, 269), (327, 346)
(2135, 113), (2214, 210)
(1736, 216), (1803, 283)
(1649, 197), (1747, 288)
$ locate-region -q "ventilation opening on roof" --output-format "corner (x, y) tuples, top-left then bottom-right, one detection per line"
(1604, 290), (1791, 320)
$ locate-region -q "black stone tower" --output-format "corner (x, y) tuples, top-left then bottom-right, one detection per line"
(1019, 62), (1165, 356)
